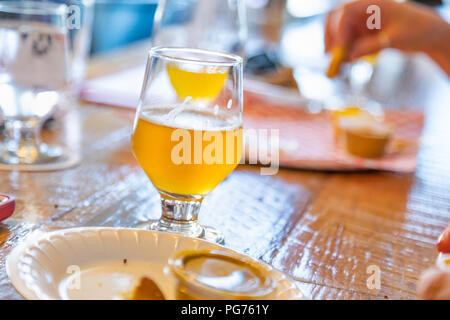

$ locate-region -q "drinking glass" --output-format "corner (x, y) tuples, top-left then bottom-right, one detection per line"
(0, 1), (69, 165)
(131, 47), (243, 244)
(44, 0), (94, 100)
(152, 0), (247, 56)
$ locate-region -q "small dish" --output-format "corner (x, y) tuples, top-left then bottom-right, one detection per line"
(6, 227), (308, 300)
(170, 250), (277, 299)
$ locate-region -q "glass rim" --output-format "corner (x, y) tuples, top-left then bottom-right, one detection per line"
(149, 46), (243, 67)
(0, 1), (67, 16)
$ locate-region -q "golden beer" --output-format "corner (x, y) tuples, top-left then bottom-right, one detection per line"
(132, 107), (242, 196)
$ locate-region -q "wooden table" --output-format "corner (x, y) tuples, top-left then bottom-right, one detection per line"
(0, 41), (449, 300)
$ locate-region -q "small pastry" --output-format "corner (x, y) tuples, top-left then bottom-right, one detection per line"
(338, 117), (393, 158)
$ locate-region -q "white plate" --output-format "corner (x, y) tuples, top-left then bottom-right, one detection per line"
(7, 227), (308, 300)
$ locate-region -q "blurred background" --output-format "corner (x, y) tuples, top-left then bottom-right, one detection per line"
(87, 0), (448, 54)
(82, 0), (449, 111)
(90, 0), (157, 54)
(2, 0), (449, 104)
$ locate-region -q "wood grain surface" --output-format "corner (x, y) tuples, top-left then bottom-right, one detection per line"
(0, 41), (449, 300)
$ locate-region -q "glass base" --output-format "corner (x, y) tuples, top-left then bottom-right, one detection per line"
(135, 219), (225, 245)
(0, 143), (62, 165)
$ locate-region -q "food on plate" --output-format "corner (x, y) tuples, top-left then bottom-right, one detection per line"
(337, 116), (392, 158)
(170, 250), (276, 300)
(123, 277), (165, 300)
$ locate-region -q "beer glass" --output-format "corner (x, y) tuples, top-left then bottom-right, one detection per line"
(152, 0), (247, 57)
(131, 47), (243, 243)
(43, 0), (94, 100)
(0, 1), (69, 165)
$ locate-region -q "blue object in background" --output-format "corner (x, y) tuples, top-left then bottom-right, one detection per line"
(91, 0), (158, 54)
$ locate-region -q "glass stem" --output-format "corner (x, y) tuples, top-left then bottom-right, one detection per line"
(156, 195), (204, 238)
(3, 118), (41, 164)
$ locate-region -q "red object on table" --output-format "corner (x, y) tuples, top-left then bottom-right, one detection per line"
(0, 194), (15, 222)
(437, 223), (450, 253)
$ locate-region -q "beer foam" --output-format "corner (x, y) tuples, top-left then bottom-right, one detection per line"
(164, 96), (192, 123)
(139, 106), (241, 131)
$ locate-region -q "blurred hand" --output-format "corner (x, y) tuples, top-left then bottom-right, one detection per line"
(325, 0), (450, 75)
(417, 267), (450, 300)
(417, 223), (450, 300)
